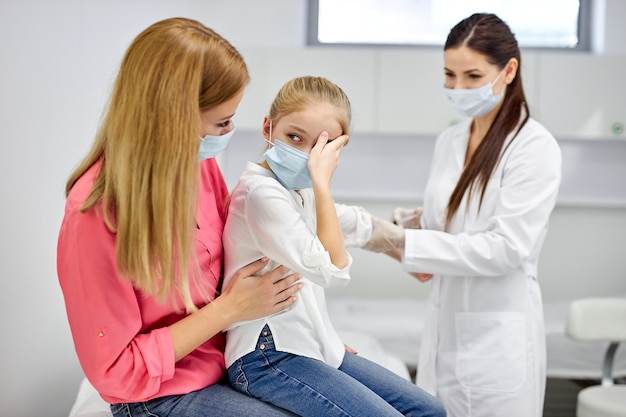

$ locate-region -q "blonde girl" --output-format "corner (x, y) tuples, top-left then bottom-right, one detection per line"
(222, 76), (446, 417)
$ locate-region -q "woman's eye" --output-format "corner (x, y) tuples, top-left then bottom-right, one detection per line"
(287, 133), (302, 143)
(217, 120), (231, 128)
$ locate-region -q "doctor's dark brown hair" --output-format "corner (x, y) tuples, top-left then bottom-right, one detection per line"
(444, 13), (529, 227)
(65, 18), (249, 312)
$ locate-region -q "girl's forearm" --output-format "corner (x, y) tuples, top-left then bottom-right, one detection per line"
(314, 186), (348, 269)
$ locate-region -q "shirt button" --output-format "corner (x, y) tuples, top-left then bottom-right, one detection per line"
(260, 344), (265, 350)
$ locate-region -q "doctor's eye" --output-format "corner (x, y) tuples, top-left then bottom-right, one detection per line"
(217, 120), (231, 128)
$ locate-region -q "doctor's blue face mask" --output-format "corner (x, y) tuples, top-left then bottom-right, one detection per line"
(198, 125), (236, 160)
(263, 121), (313, 190)
(443, 70), (505, 118)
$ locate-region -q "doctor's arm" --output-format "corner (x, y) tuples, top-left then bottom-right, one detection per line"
(403, 133), (562, 277)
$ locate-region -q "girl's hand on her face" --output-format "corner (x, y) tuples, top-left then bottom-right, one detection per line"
(308, 131), (349, 186)
(220, 258), (302, 323)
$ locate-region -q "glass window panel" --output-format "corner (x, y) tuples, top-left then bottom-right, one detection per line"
(310, 0), (588, 49)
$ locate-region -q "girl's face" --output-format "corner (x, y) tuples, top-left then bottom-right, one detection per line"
(444, 46), (507, 94)
(199, 89), (245, 137)
(264, 102), (345, 153)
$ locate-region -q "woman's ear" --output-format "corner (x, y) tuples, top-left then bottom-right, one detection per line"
(504, 57), (519, 84)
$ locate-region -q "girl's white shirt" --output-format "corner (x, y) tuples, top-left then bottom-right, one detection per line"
(222, 162), (372, 369)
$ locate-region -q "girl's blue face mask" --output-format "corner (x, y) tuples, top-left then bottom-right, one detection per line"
(263, 121), (312, 190)
(199, 126), (235, 160)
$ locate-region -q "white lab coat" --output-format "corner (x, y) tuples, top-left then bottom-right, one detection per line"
(404, 116), (561, 417)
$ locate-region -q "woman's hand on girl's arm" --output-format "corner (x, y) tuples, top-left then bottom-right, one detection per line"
(219, 258), (302, 322)
(168, 258), (301, 362)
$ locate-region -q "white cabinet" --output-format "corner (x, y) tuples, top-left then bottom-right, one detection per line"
(533, 53), (626, 139)
(235, 47), (625, 140)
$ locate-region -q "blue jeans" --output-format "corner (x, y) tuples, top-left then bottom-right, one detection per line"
(227, 325), (446, 417)
(109, 378), (297, 417)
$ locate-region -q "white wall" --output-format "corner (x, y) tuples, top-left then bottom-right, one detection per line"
(0, 1), (624, 416)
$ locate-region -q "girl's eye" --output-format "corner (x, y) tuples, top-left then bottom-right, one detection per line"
(287, 133), (303, 143)
(217, 120), (231, 128)
(469, 73), (482, 80)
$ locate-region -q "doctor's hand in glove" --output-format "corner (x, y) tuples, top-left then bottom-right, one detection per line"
(392, 207), (423, 229)
(381, 206), (423, 261)
(362, 215), (405, 253)
(391, 207), (432, 282)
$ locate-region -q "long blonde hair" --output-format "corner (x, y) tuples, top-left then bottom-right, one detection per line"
(269, 76), (352, 134)
(66, 17), (249, 311)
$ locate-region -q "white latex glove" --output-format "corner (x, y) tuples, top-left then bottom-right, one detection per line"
(363, 215), (405, 252)
(392, 207), (423, 229)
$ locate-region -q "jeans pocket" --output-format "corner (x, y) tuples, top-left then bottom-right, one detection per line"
(110, 403), (130, 417)
(228, 358), (250, 395)
(455, 311), (527, 392)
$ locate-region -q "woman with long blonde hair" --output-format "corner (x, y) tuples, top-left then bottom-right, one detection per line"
(58, 17), (301, 417)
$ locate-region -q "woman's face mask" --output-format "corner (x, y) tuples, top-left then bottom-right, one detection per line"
(263, 121), (312, 190)
(443, 70), (505, 118)
(198, 126), (236, 160)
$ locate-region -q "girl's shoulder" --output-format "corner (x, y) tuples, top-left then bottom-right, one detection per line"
(232, 162), (295, 207)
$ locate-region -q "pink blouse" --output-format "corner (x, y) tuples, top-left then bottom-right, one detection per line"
(57, 159), (230, 404)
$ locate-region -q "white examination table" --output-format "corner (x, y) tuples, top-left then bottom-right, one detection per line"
(326, 296), (626, 380)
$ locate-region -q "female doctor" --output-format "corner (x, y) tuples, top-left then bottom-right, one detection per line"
(391, 13), (562, 417)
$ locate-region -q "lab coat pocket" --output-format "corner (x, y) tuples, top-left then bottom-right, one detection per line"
(456, 312), (527, 392)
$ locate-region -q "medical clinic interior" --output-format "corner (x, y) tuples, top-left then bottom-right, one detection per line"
(1, 1), (625, 416)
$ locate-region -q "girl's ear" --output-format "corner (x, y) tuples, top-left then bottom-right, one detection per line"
(262, 116), (271, 140)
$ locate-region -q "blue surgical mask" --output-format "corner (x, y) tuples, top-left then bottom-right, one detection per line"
(263, 122), (312, 190)
(443, 71), (504, 118)
(199, 126), (235, 160)
(264, 140), (312, 190)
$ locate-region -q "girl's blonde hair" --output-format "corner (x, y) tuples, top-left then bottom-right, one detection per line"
(269, 76), (351, 134)
(66, 17), (249, 312)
